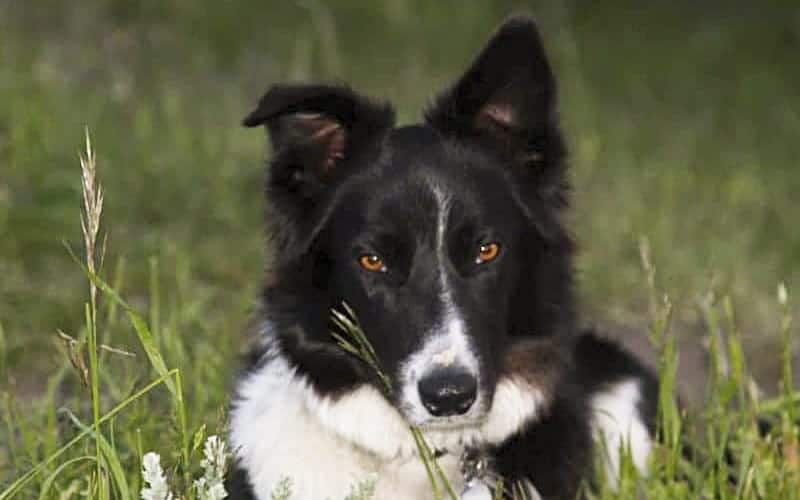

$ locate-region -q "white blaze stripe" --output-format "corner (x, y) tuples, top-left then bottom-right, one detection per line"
(397, 184), (482, 423)
(432, 184), (479, 377)
(433, 183), (476, 375)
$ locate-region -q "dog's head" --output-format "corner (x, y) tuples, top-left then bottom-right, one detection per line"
(246, 17), (574, 452)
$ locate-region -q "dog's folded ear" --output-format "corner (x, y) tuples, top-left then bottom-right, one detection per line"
(426, 17), (561, 166)
(244, 84), (394, 193)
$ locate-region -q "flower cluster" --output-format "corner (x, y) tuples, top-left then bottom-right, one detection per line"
(140, 435), (228, 500)
(140, 452), (175, 500)
(194, 435), (228, 500)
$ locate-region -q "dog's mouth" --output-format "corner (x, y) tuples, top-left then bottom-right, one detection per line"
(414, 414), (486, 431)
(398, 405), (492, 456)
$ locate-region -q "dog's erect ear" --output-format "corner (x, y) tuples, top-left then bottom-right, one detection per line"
(244, 84), (394, 194)
(426, 17), (560, 163)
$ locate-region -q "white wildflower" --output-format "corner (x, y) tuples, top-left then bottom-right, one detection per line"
(140, 452), (175, 500)
(194, 435), (229, 500)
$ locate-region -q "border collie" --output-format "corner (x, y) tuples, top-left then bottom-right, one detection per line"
(228, 17), (658, 500)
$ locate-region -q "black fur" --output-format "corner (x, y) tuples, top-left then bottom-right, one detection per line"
(230, 16), (657, 500)
(225, 462), (258, 500)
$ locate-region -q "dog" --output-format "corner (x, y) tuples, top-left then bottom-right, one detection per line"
(227, 17), (658, 500)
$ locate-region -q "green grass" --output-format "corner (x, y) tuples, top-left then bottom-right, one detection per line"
(1, 1), (799, 498)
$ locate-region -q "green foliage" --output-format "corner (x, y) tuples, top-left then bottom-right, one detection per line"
(1, 1), (799, 499)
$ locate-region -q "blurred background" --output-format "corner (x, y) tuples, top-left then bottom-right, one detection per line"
(1, 0), (799, 458)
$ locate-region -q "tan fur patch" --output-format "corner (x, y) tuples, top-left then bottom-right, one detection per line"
(502, 337), (570, 411)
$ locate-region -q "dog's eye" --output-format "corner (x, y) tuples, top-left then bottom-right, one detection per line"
(476, 243), (500, 264)
(359, 254), (387, 273)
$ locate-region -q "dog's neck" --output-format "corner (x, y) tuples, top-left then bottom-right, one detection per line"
(230, 350), (467, 498)
(230, 342), (547, 498)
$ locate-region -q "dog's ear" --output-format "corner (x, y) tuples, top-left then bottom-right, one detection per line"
(244, 84), (394, 197)
(426, 17), (561, 167)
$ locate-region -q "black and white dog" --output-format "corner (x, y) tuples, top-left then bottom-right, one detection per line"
(228, 17), (658, 500)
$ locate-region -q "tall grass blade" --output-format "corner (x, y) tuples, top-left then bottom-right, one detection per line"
(37, 456), (96, 500)
(778, 283), (795, 422)
(0, 369), (179, 499)
(0, 321), (6, 381)
(59, 410), (131, 500)
(63, 244), (175, 396)
(64, 241), (193, 492)
(79, 129), (107, 497)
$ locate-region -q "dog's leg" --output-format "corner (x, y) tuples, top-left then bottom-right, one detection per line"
(575, 332), (659, 487)
(225, 461), (258, 500)
(491, 386), (595, 500)
(490, 332), (658, 498)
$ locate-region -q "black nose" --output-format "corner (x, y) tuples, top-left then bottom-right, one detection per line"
(417, 368), (477, 417)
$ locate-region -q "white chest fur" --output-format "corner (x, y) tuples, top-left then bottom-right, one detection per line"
(229, 353), (467, 500)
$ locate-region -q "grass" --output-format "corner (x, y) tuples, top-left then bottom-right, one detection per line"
(1, 0), (799, 498)
(1, 135), (796, 499)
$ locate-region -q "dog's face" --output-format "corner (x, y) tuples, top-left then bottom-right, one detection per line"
(316, 132), (536, 427)
(247, 18), (574, 440)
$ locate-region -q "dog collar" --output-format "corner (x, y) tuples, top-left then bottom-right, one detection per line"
(459, 447), (491, 484)
(457, 448), (542, 500)
(459, 447), (496, 499)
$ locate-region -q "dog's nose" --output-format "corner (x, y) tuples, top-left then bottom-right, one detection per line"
(418, 368), (477, 417)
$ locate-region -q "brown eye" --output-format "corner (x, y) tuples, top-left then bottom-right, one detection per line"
(359, 254), (387, 273)
(476, 243), (500, 264)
